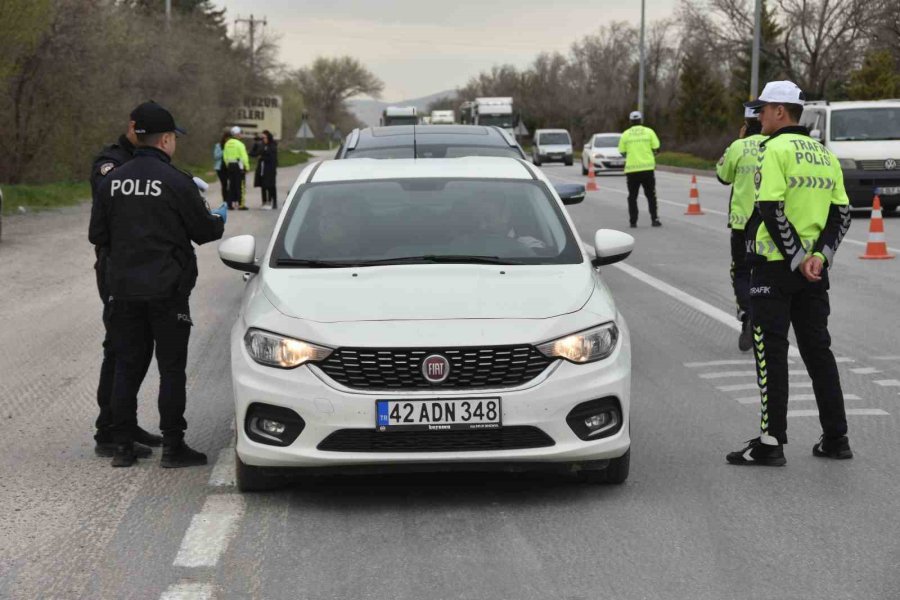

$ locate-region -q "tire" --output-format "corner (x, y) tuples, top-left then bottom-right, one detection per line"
(578, 449), (630, 485)
(883, 205), (897, 215)
(581, 161), (588, 175)
(235, 451), (285, 492)
(533, 156), (542, 166)
(565, 158), (573, 166)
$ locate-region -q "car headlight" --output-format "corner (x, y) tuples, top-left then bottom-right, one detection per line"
(243, 328), (332, 369)
(838, 158), (857, 169)
(537, 322), (619, 364)
(593, 153), (606, 159)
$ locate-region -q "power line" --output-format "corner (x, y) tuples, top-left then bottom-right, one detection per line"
(235, 14), (268, 75)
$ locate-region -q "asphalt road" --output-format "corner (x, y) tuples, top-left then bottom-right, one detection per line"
(1, 158), (899, 600)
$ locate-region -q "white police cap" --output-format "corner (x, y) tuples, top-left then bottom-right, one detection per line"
(745, 80), (805, 110)
(230, 125), (242, 136)
(629, 110), (643, 121)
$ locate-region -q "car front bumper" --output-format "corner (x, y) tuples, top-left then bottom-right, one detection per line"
(842, 168), (900, 208)
(231, 322), (632, 470)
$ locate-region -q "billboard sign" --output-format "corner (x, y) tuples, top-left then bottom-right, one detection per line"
(232, 95), (282, 140)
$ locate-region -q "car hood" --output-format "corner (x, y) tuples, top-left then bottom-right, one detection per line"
(261, 264), (594, 323)
(592, 147), (622, 157)
(827, 140), (900, 161)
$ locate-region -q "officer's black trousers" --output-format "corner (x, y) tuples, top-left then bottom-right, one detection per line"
(216, 168), (228, 200)
(226, 164), (245, 208)
(95, 302), (153, 442)
(625, 170), (658, 224)
(749, 262), (847, 444)
(730, 229), (751, 322)
(109, 296), (192, 444)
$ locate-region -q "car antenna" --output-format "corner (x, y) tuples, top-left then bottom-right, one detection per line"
(413, 120), (417, 160)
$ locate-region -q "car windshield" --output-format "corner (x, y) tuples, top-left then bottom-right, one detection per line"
(346, 145), (522, 159)
(593, 135), (621, 148)
(539, 133), (570, 145)
(479, 114), (514, 128)
(273, 179), (583, 267)
(830, 108), (900, 141)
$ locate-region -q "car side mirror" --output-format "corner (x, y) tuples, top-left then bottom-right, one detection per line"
(810, 129), (823, 142)
(219, 235), (259, 273)
(591, 229), (634, 267)
(554, 183), (586, 205)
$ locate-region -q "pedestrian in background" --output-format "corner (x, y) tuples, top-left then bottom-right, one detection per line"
(213, 130), (229, 200)
(251, 129), (279, 210)
(716, 107), (767, 352)
(89, 101), (227, 468)
(726, 81), (852, 467)
(618, 110), (662, 228)
(223, 125), (249, 210)
(89, 103), (160, 458)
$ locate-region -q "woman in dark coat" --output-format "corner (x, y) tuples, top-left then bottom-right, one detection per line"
(250, 130), (278, 209)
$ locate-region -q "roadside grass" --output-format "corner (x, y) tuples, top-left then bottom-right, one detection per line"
(656, 151), (717, 171)
(1, 150), (311, 214)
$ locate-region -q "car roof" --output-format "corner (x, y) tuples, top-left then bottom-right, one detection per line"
(535, 129), (570, 134)
(822, 101), (900, 110)
(351, 125), (514, 149)
(310, 157), (535, 183)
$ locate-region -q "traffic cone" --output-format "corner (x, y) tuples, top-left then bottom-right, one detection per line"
(860, 195), (895, 260)
(685, 175), (704, 215)
(586, 157), (598, 191)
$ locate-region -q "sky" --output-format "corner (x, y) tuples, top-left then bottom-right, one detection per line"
(215, 0), (677, 101)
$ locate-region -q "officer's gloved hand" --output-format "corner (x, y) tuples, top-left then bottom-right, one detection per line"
(211, 203), (228, 224)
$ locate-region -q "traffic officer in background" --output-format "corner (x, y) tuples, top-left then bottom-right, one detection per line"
(716, 107), (767, 352)
(727, 81), (852, 467)
(618, 110), (662, 228)
(89, 102), (227, 468)
(90, 103), (160, 457)
(223, 125), (250, 210)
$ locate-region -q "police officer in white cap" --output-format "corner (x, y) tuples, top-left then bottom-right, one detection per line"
(618, 111), (662, 228)
(222, 125), (249, 210)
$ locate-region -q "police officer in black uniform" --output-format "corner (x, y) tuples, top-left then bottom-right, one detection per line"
(90, 104), (160, 457)
(89, 102), (226, 468)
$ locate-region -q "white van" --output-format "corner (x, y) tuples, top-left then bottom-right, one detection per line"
(532, 129), (573, 166)
(801, 100), (900, 211)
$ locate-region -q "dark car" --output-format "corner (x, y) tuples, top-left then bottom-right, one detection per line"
(335, 125), (527, 160)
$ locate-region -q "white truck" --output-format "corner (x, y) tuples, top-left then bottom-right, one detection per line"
(380, 106), (418, 127)
(430, 110), (455, 125)
(459, 97), (516, 135)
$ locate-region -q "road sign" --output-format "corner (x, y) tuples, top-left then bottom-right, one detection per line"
(295, 120), (315, 140)
(232, 95), (282, 140)
(514, 120), (529, 136)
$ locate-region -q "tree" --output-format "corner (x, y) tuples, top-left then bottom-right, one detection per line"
(293, 57), (383, 140)
(846, 49), (900, 100)
(675, 43), (730, 141)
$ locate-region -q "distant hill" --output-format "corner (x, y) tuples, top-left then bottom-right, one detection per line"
(348, 90), (457, 127)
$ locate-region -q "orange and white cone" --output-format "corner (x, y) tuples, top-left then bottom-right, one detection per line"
(685, 175), (704, 215)
(586, 156), (598, 191)
(860, 195), (895, 260)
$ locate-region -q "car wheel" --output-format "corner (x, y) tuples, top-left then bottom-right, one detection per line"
(883, 205), (897, 215)
(235, 451), (285, 492)
(581, 161), (588, 175)
(565, 158), (573, 166)
(533, 156), (541, 166)
(578, 449), (630, 485)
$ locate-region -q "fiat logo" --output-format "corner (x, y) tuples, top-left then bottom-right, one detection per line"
(422, 355), (450, 383)
(885, 159), (897, 170)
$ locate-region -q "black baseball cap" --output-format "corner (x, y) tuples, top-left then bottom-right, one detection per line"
(130, 101), (187, 135)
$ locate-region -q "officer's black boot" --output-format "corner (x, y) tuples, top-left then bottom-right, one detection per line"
(726, 437), (786, 466)
(813, 435), (853, 459)
(111, 443), (140, 467)
(134, 426), (163, 447)
(97, 440), (153, 458)
(161, 440), (208, 468)
(651, 218), (662, 227)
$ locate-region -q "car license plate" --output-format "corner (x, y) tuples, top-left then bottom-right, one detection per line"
(610, 160), (624, 166)
(376, 398), (502, 431)
(876, 186), (900, 196)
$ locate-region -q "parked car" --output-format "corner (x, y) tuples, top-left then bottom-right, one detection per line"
(582, 133), (625, 175)
(801, 100), (900, 211)
(335, 125), (526, 160)
(532, 129), (573, 166)
(218, 156), (634, 491)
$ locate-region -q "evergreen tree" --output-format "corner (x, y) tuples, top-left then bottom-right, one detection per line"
(729, 0), (784, 106)
(846, 49), (900, 100)
(676, 44), (730, 142)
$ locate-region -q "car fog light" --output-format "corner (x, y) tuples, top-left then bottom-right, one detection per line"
(584, 411), (618, 436)
(260, 419), (286, 435)
(566, 398), (623, 441)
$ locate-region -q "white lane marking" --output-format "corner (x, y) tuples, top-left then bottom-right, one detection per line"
(788, 408), (889, 417)
(835, 357), (856, 363)
(610, 261), (802, 358)
(208, 449), (236, 487)
(684, 359), (795, 368)
(699, 369), (808, 379)
(871, 356), (900, 361)
(850, 367), (882, 375)
(874, 379), (900, 387)
(173, 494), (245, 568)
(717, 381), (813, 392)
(160, 583), (215, 600)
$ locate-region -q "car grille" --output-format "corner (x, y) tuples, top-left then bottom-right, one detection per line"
(859, 159), (900, 171)
(316, 345), (554, 390)
(317, 426), (555, 453)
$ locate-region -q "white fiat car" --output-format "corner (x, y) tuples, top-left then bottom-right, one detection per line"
(219, 157), (634, 491)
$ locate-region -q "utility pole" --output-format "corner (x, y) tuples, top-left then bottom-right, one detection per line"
(750, 0), (762, 99)
(235, 14), (267, 76)
(638, 0), (646, 114)
(165, 0), (171, 28)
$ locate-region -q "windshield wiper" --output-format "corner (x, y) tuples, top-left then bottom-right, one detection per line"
(275, 258), (357, 268)
(353, 255), (524, 266)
